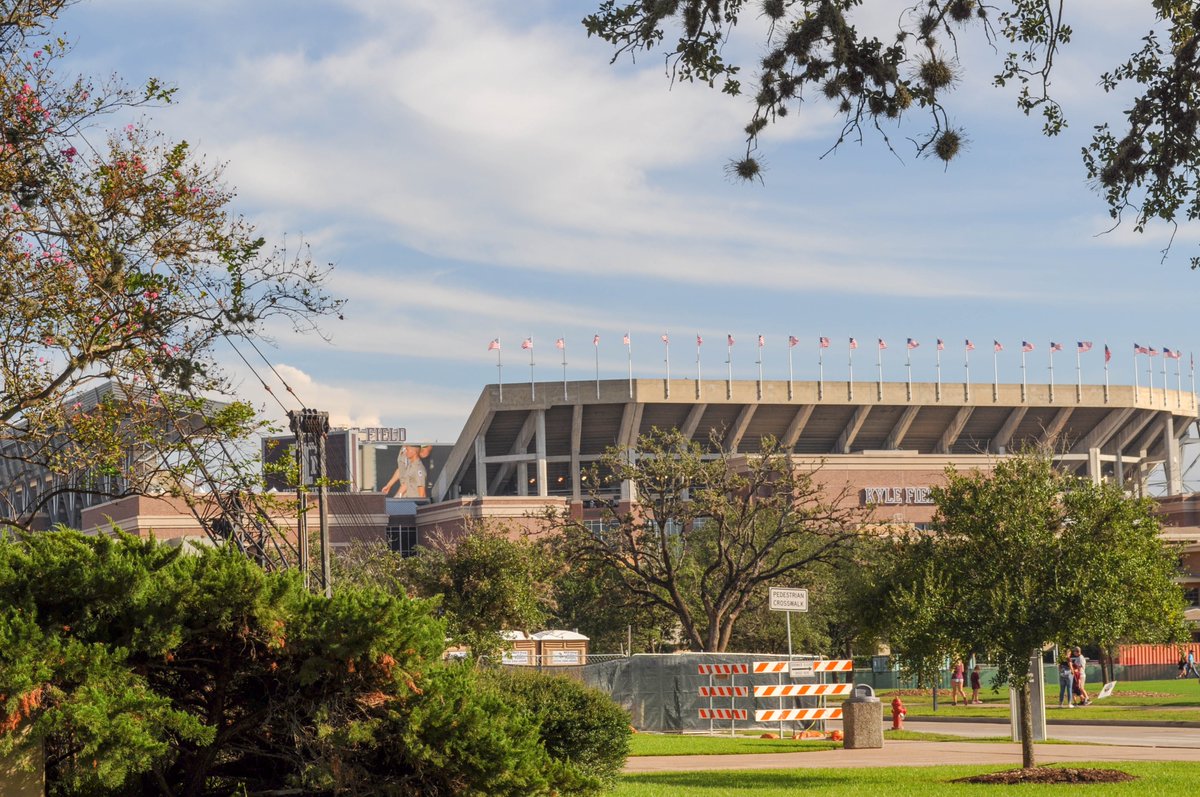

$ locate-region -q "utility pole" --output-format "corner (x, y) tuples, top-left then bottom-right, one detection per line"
(289, 408), (332, 597)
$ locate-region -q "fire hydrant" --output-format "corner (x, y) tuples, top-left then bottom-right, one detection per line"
(891, 696), (907, 730)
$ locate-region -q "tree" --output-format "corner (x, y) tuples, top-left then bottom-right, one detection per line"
(584, 1), (1200, 263)
(553, 427), (863, 652)
(881, 454), (1187, 769)
(0, 530), (612, 796)
(396, 521), (557, 660)
(0, 1), (341, 534)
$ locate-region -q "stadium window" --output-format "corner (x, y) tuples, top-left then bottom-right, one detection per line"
(386, 524), (419, 557)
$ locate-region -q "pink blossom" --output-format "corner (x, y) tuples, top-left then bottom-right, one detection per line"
(60, 146), (76, 162)
(92, 315), (101, 323)
(33, 50), (42, 58)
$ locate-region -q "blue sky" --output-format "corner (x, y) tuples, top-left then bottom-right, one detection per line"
(60, 0), (1199, 441)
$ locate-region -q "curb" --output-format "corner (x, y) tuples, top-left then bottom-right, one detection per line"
(907, 715), (1200, 729)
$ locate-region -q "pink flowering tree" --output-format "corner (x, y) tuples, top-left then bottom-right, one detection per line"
(0, 3), (341, 539)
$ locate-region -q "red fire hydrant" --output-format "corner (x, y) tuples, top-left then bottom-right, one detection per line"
(891, 696), (907, 730)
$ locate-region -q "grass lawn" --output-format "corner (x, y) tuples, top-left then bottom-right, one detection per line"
(615, 761), (1200, 795)
(876, 678), (1200, 723)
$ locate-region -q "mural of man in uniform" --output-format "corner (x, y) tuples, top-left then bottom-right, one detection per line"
(381, 444), (434, 498)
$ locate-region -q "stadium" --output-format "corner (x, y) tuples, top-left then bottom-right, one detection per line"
(418, 377), (1200, 609)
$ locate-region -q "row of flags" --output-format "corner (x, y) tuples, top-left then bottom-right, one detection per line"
(488, 336), (1189, 364)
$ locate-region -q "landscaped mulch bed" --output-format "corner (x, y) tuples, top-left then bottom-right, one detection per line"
(953, 767), (1136, 785)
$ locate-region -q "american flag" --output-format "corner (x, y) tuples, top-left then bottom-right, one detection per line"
(993, 340), (1003, 352)
(1021, 341), (1035, 353)
(1049, 342), (1063, 353)
(521, 337), (533, 350)
(487, 338), (500, 352)
(1148, 347), (1159, 357)
(937, 339), (945, 351)
(1077, 341), (1092, 353)
(819, 337), (831, 348)
(1165, 347), (1182, 360)
(1135, 343), (1149, 355)
(1105, 344), (1112, 363)
(727, 334), (735, 347)
(556, 338), (565, 350)
(788, 335), (799, 348)
(623, 333), (630, 346)
(965, 339), (976, 352)
(906, 338), (919, 350)
(696, 334), (703, 347)
(593, 334), (600, 346)
(661, 333), (669, 345)
(848, 337), (858, 350)
(757, 335), (765, 347)
(878, 338), (887, 350)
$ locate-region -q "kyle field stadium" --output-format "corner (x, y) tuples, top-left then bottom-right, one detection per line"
(72, 375), (1200, 635)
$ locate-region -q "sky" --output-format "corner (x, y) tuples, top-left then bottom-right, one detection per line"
(57, 0), (1200, 444)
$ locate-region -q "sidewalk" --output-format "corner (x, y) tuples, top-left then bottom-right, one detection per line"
(625, 740), (1200, 774)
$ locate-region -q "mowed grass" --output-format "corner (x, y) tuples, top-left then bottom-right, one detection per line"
(877, 678), (1200, 723)
(615, 761), (1200, 796)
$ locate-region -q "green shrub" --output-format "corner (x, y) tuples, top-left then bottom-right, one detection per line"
(484, 667), (631, 789)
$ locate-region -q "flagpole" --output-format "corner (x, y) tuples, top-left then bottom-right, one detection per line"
(1080, 345), (1089, 400)
(756, 336), (763, 400)
(935, 342), (942, 402)
(818, 341), (825, 401)
(1191, 353), (1196, 413)
(695, 333), (703, 400)
(560, 337), (568, 401)
(1048, 345), (1054, 403)
(496, 341), (504, 403)
(594, 335), (600, 400)
(1104, 343), (1110, 404)
(787, 339), (794, 401)
(528, 338), (535, 400)
(626, 334), (632, 399)
(905, 345), (912, 402)
(1020, 347), (1027, 403)
(876, 340), (883, 401)
(964, 342), (971, 402)
(663, 333), (670, 398)
(993, 345), (999, 403)
(847, 340), (854, 401)
(726, 335), (733, 400)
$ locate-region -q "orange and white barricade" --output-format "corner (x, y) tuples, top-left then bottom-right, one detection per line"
(699, 708), (749, 720)
(699, 685), (750, 698)
(754, 708), (842, 722)
(753, 683), (853, 698)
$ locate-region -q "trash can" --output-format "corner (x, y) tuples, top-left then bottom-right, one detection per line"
(843, 684), (883, 749)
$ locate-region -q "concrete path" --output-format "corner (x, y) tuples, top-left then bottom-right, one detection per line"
(624, 739), (1200, 774)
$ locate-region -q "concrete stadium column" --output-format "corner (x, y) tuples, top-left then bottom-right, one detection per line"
(535, 409), (548, 498)
(473, 436), (487, 497)
(1087, 447), (1101, 485)
(570, 403), (583, 500)
(1115, 450), (1124, 485)
(1163, 415), (1181, 496)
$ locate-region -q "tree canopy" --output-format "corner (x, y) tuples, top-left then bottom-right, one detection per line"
(0, 1), (340, 535)
(585, 1), (1200, 263)
(879, 454), (1187, 768)
(553, 427), (864, 652)
(0, 529), (625, 796)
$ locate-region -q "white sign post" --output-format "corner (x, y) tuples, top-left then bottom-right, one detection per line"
(769, 587), (809, 661)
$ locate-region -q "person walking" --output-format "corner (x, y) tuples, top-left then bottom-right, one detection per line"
(1186, 650), (1200, 680)
(950, 659), (967, 706)
(1071, 647), (1091, 706)
(1179, 653), (1189, 679)
(969, 664), (983, 705)
(1057, 658), (1074, 709)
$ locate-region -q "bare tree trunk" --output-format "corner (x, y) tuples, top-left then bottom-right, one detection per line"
(1019, 675), (1036, 769)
